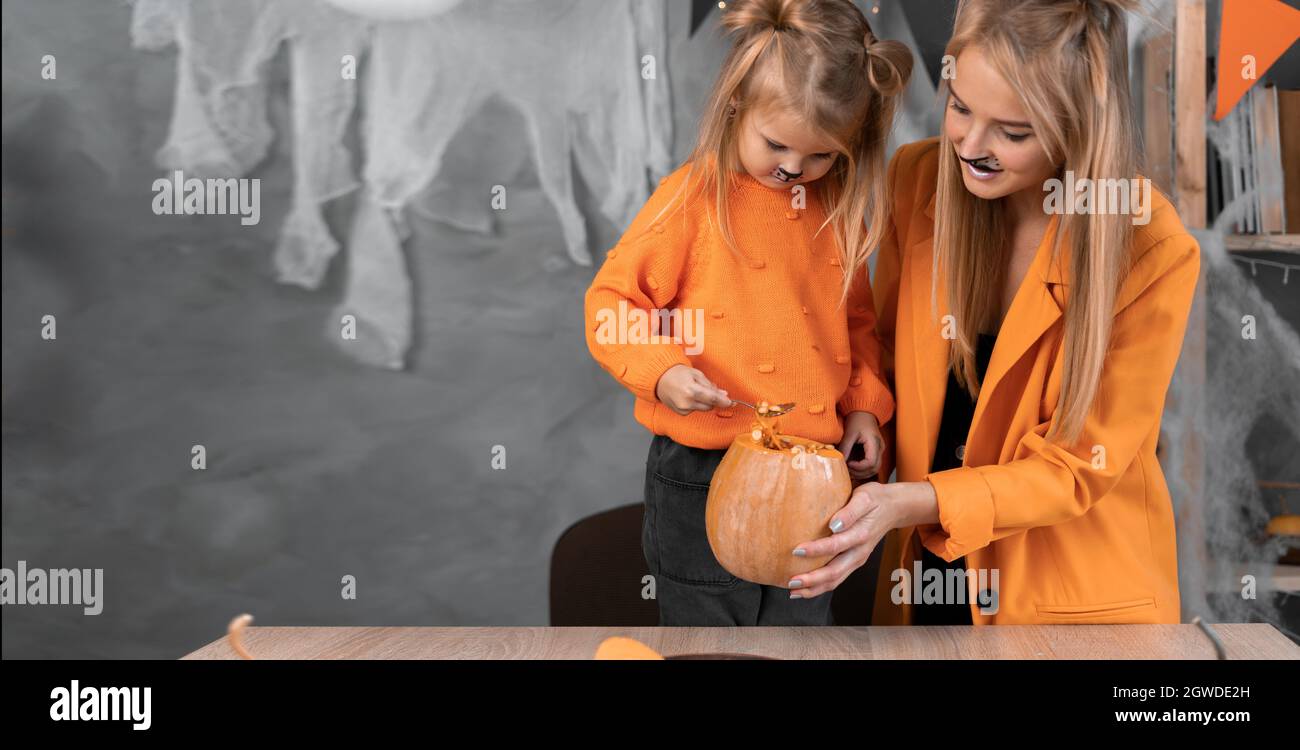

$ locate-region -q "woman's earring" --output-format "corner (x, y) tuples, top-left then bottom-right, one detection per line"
(727, 105), (736, 118)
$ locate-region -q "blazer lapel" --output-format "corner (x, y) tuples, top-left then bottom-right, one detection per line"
(904, 192), (949, 475)
(970, 214), (1068, 430)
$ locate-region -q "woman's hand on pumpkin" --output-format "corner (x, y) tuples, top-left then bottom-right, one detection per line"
(655, 364), (730, 415)
(786, 481), (940, 598)
(785, 481), (897, 598)
(837, 411), (883, 482)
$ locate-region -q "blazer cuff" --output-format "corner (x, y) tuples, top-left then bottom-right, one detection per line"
(922, 466), (995, 560)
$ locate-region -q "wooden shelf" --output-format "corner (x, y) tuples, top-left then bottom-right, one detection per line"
(1224, 233), (1300, 253)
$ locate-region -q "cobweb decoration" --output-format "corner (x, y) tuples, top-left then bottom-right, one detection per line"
(1166, 228), (1299, 632)
(130, 0), (673, 369)
(1124, 0), (1298, 630)
(1162, 89), (1300, 631)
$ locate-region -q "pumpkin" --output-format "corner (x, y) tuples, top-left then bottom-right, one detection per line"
(594, 636), (665, 660)
(1266, 514), (1300, 537)
(705, 409), (851, 587)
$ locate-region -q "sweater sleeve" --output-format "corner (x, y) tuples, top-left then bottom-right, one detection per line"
(583, 166), (700, 403)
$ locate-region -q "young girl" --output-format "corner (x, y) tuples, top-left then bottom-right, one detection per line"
(583, 0), (912, 626)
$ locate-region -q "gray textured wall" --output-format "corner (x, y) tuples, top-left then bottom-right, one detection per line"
(0, 0), (731, 658)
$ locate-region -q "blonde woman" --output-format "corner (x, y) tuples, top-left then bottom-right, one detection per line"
(788, 0), (1199, 625)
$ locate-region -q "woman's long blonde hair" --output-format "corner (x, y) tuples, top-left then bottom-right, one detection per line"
(935, 0), (1141, 444)
(652, 0), (912, 305)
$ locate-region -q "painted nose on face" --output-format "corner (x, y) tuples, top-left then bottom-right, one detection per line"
(955, 124), (1005, 169)
(777, 165), (803, 180)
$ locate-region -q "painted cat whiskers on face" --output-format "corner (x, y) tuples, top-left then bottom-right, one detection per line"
(959, 153), (1001, 170)
(958, 153), (1003, 179)
(771, 165), (804, 183)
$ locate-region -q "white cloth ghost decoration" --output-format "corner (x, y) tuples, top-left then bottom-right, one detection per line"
(131, 0), (672, 369)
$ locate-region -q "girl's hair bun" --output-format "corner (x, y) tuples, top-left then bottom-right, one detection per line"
(864, 37), (913, 97)
(720, 0), (810, 37)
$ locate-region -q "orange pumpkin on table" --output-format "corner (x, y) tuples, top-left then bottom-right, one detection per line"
(594, 637), (665, 660)
(705, 404), (852, 587)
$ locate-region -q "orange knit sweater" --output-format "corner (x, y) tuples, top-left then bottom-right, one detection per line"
(583, 161), (895, 450)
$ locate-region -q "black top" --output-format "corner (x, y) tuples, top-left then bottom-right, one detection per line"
(911, 332), (996, 626)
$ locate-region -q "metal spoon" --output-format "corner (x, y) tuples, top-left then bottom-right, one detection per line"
(728, 400), (796, 416)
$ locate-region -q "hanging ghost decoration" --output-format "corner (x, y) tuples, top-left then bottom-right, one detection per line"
(132, 0), (673, 370)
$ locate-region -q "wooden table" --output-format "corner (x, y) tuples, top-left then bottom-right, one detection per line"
(183, 624), (1300, 660)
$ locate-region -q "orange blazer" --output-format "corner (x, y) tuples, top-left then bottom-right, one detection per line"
(870, 138), (1200, 625)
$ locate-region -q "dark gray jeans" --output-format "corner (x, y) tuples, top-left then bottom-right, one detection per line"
(642, 434), (835, 626)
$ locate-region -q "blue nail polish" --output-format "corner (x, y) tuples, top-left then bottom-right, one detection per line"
(789, 592), (802, 599)
(788, 579), (802, 588)
(829, 518), (844, 533)
(792, 547), (806, 557)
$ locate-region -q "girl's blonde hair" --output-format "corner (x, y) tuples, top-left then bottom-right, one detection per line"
(652, 0), (912, 305)
(934, 0), (1141, 444)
